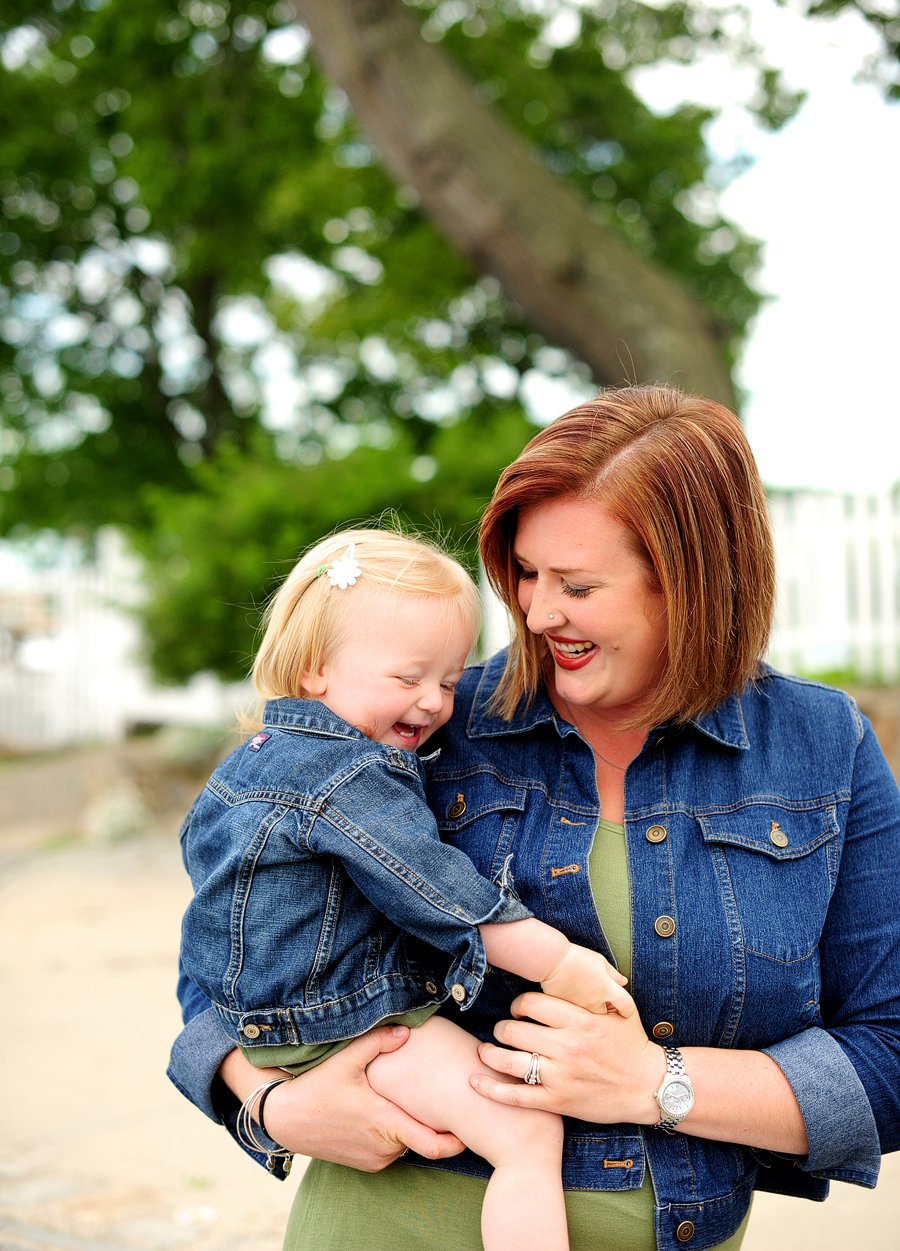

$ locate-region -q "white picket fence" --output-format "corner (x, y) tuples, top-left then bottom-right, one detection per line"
(2, 489), (900, 748)
(0, 529), (249, 749)
(767, 489), (900, 682)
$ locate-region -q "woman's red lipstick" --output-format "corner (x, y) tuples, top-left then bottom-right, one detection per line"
(548, 634), (599, 671)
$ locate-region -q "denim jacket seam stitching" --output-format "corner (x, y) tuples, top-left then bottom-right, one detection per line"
(430, 764), (549, 794)
(690, 793), (850, 816)
(711, 843), (745, 1047)
(223, 805), (287, 1008)
(221, 971), (442, 1017)
(488, 812), (519, 884)
(314, 808), (489, 923)
(308, 860), (343, 1003)
(740, 942), (819, 966)
(698, 830), (837, 859)
(674, 1132), (699, 1200)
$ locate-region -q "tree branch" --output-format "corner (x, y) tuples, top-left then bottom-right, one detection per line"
(295, 0), (736, 405)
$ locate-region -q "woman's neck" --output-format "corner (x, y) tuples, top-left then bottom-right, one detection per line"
(549, 688), (649, 761)
(548, 686), (650, 825)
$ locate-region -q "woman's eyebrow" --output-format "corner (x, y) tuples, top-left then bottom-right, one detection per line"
(513, 552), (594, 577)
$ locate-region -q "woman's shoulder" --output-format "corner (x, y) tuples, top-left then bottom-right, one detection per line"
(738, 666), (866, 745)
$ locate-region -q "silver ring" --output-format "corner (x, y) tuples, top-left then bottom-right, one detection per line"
(524, 1052), (542, 1085)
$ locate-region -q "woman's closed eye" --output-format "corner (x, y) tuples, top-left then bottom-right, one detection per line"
(519, 568), (592, 599)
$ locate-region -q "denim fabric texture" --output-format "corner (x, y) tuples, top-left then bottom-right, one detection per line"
(179, 698), (532, 1049)
(169, 656), (900, 1251)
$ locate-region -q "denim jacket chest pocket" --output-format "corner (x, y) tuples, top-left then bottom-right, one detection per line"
(696, 800), (840, 964)
(429, 772), (528, 888)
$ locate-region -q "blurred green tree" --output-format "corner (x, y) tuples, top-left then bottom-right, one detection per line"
(0, 0), (813, 678)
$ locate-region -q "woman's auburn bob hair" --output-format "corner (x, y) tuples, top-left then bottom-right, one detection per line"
(479, 384), (775, 727)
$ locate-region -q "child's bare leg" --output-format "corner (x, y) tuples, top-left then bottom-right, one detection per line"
(367, 1014), (567, 1251)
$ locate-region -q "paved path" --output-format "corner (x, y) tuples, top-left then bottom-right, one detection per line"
(1, 746), (897, 1251)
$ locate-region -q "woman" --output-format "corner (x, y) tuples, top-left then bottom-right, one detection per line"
(169, 385), (900, 1251)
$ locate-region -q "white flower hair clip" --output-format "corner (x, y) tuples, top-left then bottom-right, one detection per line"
(326, 543), (360, 589)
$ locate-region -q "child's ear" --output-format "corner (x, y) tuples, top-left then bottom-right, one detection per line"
(301, 663), (328, 697)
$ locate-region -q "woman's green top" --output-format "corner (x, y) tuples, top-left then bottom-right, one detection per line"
(282, 819), (750, 1251)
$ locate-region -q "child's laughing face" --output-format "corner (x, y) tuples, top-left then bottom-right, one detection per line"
(305, 593), (473, 751)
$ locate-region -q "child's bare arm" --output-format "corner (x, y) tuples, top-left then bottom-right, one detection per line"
(479, 919), (634, 1016)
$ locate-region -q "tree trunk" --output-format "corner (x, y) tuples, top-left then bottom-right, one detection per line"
(294, 0), (736, 407)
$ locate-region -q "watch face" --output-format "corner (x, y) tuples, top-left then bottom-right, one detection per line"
(661, 1079), (694, 1116)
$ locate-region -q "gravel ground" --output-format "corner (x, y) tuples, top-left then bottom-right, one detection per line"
(1, 742), (897, 1251)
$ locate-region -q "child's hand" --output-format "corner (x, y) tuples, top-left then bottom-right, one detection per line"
(540, 943), (634, 1017)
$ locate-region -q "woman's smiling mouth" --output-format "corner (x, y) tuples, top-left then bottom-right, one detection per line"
(548, 634), (599, 670)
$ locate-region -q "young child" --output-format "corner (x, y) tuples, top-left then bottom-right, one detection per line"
(179, 528), (635, 1251)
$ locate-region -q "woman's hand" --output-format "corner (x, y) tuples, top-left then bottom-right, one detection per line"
(220, 1026), (466, 1171)
(472, 992), (810, 1154)
(471, 991), (663, 1125)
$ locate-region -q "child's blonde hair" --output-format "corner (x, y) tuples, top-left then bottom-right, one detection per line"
(254, 528), (481, 701)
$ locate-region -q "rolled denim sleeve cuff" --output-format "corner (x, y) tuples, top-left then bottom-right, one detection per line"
(167, 1008), (291, 1178)
(762, 1027), (880, 1186)
(442, 887), (532, 1007)
(167, 1006), (236, 1123)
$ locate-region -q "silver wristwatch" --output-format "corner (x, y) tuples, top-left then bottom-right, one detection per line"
(653, 1046), (695, 1129)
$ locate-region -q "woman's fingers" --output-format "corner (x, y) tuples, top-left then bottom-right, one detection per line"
(509, 990), (584, 1025)
(469, 1068), (552, 1109)
(348, 1026), (466, 1162)
(351, 1021), (413, 1069)
(262, 1026), (464, 1169)
(472, 991), (662, 1125)
(387, 1106), (467, 1161)
(477, 1039), (554, 1082)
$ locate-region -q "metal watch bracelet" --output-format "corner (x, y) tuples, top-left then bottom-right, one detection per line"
(653, 1045), (695, 1130)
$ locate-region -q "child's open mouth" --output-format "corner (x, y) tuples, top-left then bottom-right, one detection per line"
(393, 722), (423, 745)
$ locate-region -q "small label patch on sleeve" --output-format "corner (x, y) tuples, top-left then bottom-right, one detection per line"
(248, 732), (271, 752)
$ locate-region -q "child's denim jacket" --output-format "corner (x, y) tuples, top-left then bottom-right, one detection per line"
(170, 658), (900, 1251)
(179, 697), (531, 1050)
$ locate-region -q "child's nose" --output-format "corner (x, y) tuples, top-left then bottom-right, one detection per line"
(416, 684), (444, 714)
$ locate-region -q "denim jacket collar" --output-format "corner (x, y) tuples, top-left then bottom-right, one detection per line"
(465, 650), (750, 751)
(262, 697), (443, 767)
(262, 696), (368, 740)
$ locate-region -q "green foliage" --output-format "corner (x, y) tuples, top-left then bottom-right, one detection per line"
(136, 406), (533, 682)
(0, 0), (808, 678)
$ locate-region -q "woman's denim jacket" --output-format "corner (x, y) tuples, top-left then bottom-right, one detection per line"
(179, 697), (531, 1049)
(169, 657), (900, 1251)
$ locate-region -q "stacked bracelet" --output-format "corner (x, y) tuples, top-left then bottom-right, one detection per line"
(236, 1076), (296, 1174)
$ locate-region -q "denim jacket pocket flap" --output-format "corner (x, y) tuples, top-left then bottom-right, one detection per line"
(431, 777), (527, 832)
(697, 802), (839, 963)
(697, 802), (838, 861)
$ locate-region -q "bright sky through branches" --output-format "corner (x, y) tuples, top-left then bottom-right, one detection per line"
(633, 0), (900, 494)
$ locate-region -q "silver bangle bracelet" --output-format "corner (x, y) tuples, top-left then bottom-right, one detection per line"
(236, 1076), (296, 1174)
